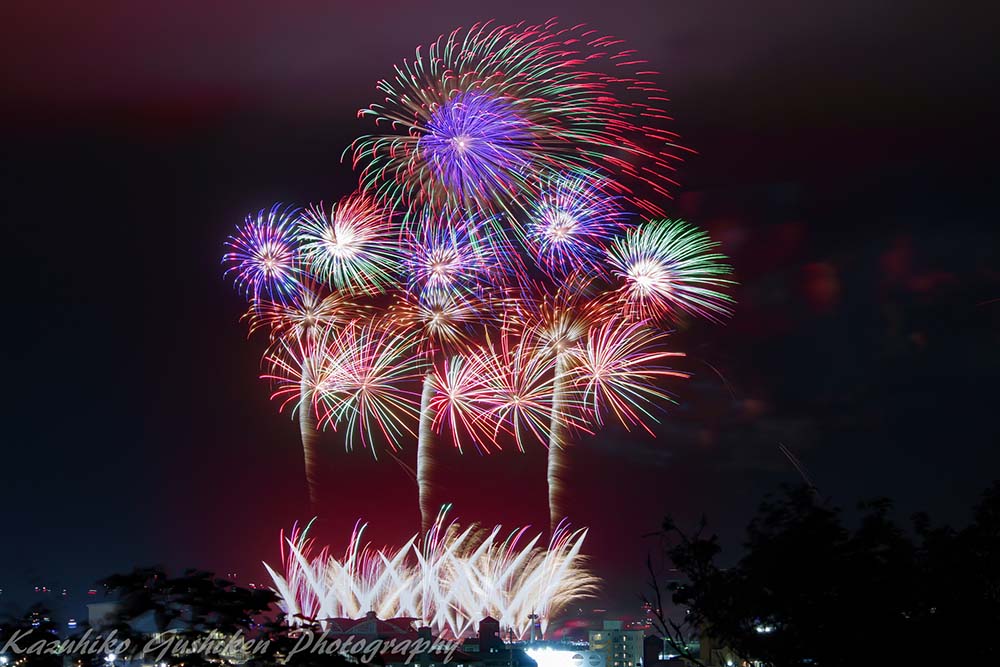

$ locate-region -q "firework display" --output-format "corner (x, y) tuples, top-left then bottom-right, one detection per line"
(221, 18), (735, 637)
(223, 204), (300, 303)
(527, 173), (629, 277)
(349, 19), (687, 215)
(296, 195), (401, 295)
(265, 512), (598, 640)
(607, 219), (736, 322)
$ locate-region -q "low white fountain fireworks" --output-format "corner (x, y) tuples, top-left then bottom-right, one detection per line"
(264, 511), (598, 639)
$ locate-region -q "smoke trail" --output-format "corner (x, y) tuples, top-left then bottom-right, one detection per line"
(547, 353), (570, 534)
(299, 363), (320, 509)
(417, 372), (437, 536)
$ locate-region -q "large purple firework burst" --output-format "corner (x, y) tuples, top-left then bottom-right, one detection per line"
(351, 19), (688, 215)
(418, 90), (535, 204)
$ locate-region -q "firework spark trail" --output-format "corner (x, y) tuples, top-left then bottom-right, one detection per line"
(528, 172), (629, 277)
(402, 207), (501, 297)
(264, 512), (598, 639)
(250, 284), (369, 508)
(547, 352), (571, 534)
(477, 325), (575, 453)
(262, 337), (329, 507)
(518, 276), (610, 531)
(314, 320), (424, 457)
(388, 288), (481, 353)
(223, 204), (302, 304)
(299, 364), (321, 507)
(394, 207), (503, 535)
(296, 194), (401, 295)
(571, 319), (689, 434)
(607, 219), (736, 322)
(246, 281), (363, 344)
(427, 352), (499, 455)
(417, 372), (437, 537)
(351, 19), (688, 214)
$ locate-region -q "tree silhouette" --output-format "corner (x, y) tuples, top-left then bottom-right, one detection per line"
(96, 567), (277, 665)
(0, 604), (62, 667)
(649, 482), (1000, 666)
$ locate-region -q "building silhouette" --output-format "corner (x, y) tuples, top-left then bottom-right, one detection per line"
(588, 621), (643, 667)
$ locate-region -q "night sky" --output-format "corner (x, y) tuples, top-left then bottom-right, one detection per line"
(2, 0), (998, 623)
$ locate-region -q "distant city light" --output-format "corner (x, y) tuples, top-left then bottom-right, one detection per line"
(525, 648), (581, 667)
(524, 648), (605, 667)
